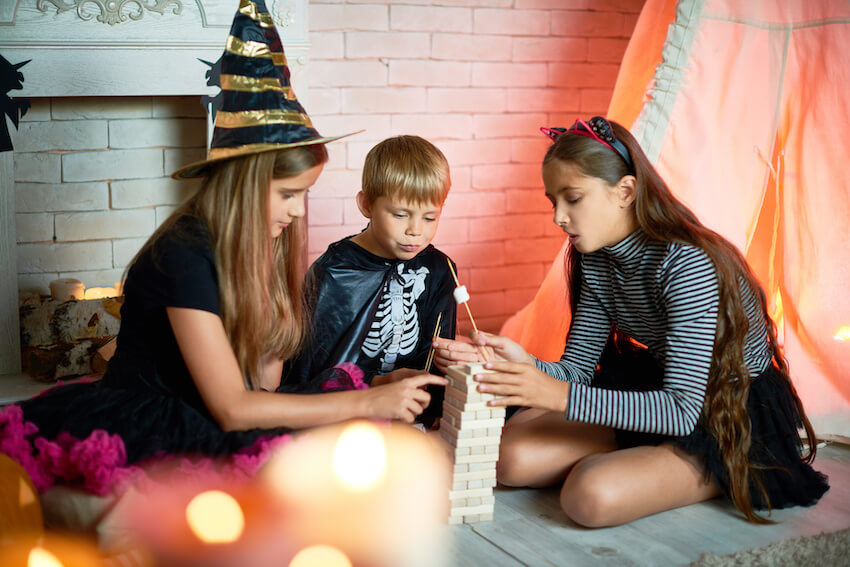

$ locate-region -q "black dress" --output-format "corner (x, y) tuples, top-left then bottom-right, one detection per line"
(0, 216), (293, 495)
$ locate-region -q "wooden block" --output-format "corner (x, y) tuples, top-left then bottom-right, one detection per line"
(455, 451), (499, 465)
(442, 403), (477, 424)
(440, 420), (472, 440)
(449, 503), (494, 517)
(448, 487), (494, 501)
(453, 469), (496, 483)
(442, 434), (501, 449)
(453, 446), (471, 457)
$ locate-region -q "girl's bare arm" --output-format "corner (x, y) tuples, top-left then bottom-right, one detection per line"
(167, 307), (447, 431)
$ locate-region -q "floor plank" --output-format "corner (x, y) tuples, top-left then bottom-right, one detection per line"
(446, 442), (850, 566)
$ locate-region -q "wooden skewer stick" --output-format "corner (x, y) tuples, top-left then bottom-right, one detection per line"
(424, 311), (442, 373)
(446, 259), (479, 333)
(446, 258), (490, 362)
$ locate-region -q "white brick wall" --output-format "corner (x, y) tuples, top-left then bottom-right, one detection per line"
(14, 0), (645, 336)
(15, 97), (207, 293)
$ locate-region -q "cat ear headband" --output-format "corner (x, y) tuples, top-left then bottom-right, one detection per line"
(541, 116), (633, 171)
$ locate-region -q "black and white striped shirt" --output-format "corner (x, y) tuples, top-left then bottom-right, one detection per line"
(535, 229), (773, 436)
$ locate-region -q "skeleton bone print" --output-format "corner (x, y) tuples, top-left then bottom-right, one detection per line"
(361, 264), (430, 373)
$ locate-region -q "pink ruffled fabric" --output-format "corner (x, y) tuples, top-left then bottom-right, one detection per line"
(320, 362), (369, 391)
(0, 404), (292, 497)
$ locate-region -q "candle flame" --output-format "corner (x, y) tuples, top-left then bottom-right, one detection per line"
(835, 325), (850, 341)
(333, 422), (387, 491)
(28, 547), (64, 567)
(289, 545), (352, 567)
(185, 490), (245, 544)
(83, 287), (118, 300)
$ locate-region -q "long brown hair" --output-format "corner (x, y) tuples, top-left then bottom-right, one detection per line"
(127, 145), (328, 389)
(544, 120), (817, 523)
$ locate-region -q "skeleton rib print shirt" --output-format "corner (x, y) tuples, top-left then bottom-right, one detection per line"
(361, 264), (430, 373)
(281, 236), (457, 395)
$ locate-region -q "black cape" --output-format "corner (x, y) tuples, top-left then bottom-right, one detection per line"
(281, 237), (457, 426)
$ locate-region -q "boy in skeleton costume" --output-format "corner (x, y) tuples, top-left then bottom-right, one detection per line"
(281, 136), (457, 427)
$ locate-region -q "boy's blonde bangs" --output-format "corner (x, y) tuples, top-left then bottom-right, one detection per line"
(362, 135), (451, 206)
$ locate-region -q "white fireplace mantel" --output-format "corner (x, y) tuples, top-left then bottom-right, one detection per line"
(0, 0), (310, 374)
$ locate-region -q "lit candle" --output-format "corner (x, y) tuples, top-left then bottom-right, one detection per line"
(0, 533), (105, 567)
(48, 279), (84, 302)
(262, 421), (451, 567)
(83, 287), (118, 300)
(109, 469), (294, 567)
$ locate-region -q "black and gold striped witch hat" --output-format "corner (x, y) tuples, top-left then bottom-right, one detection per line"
(173, 0), (356, 179)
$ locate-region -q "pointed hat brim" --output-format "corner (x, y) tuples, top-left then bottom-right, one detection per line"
(171, 131), (361, 179)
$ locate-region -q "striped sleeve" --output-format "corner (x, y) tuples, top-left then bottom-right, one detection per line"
(565, 246), (719, 436)
(534, 275), (611, 385)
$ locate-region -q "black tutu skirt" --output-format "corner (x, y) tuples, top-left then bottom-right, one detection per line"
(594, 340), (829, 511)
(15, 380), (292, 465)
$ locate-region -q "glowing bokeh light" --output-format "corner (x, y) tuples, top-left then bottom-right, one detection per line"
(27, 547), (63, 567)
(185, 490), (245, 544)
(332, 422), (387, 491)
(835, 326), (850, 341)
(289, 544), (352, 567)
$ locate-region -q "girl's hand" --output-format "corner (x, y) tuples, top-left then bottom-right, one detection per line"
(474, 361), (569, 413)
(366, 374), (449, 424)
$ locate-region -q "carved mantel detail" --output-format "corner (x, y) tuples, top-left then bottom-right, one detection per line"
(269, 0), (295, 29)
(36, 0), (183, 26)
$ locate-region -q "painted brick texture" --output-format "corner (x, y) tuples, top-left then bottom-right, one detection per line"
(14, 97), (207, 293)
(308, 0), (644, 333)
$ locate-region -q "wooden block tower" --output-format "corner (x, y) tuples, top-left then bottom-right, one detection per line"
(439, 362), (506, 524)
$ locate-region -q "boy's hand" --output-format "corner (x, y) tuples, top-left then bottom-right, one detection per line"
(366, 374), (449, 424)
(432, 331), (533, 370)
(471, 331), (534, 365)
(370, 367), (421, 387)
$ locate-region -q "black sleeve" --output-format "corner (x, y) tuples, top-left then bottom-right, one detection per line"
(154, 224), (220, 314)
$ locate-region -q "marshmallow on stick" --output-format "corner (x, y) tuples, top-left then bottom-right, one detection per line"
(446, 259), (489, 361)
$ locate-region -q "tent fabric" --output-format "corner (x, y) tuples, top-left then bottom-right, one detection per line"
(501, 0), (850, 437)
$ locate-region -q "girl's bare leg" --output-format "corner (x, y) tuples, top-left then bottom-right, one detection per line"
(560, 444), (721, 527)
(498, 409), (618, 488)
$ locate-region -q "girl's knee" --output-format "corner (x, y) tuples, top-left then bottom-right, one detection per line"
(496, 435), (538, 487)
(560, 463), (618, 527)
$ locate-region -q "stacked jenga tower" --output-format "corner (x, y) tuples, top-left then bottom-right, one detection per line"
(439, 362), (506, 524)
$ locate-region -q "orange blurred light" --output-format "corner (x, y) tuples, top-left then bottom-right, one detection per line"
(289, 545), (352, 567)
(185, 490), (245, 544)
(834, 326), (850, 341)
(332, 422), (386, 491)
(27, 547), (63, 567)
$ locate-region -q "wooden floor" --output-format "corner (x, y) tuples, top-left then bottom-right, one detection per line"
(445, 441), (850, 567)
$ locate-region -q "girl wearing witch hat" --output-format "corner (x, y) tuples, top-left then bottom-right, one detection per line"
(0, 0), (446, 497)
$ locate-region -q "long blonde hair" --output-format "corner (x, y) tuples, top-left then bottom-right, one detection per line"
(128, 145), (327, 389)
(545, 121), (816, 523)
